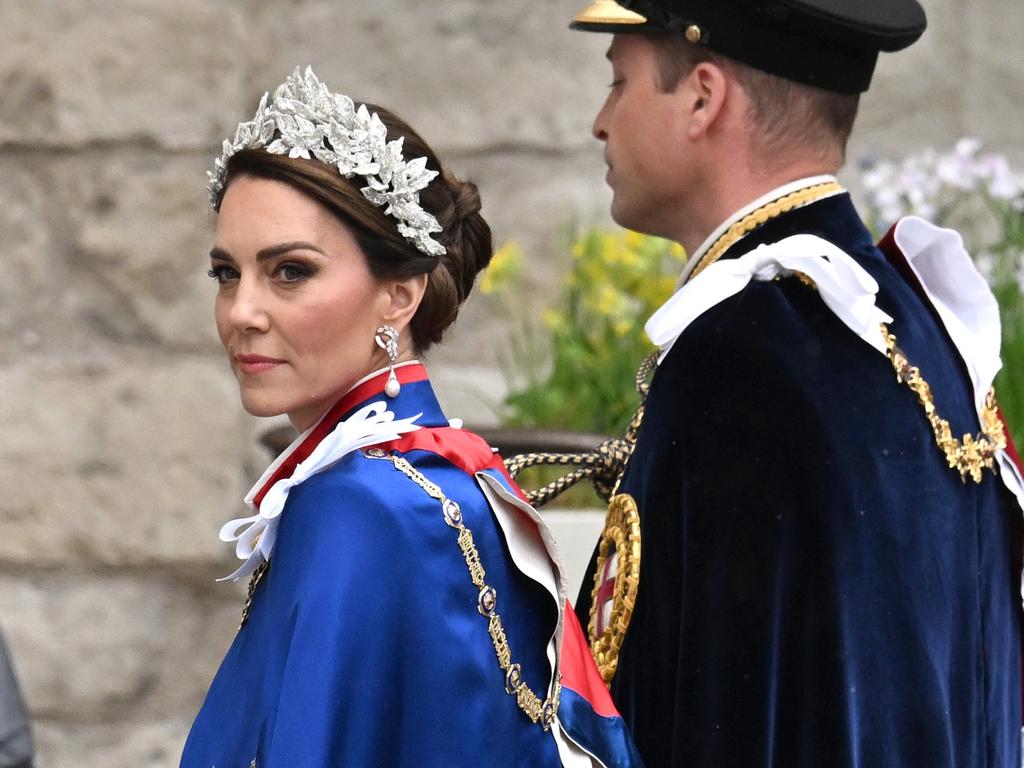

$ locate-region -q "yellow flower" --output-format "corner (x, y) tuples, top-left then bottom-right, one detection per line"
(613, 318), (633, 337)
(542, 308), (566, 331)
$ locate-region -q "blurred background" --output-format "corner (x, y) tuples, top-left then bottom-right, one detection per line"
(0, 0), (1021, 764)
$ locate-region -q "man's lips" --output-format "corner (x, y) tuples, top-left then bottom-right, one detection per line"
(235, 353), (285, 374)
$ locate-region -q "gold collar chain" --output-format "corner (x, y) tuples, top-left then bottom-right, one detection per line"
(366, 448), (561, 730)
(882, 324), (1006, 483)
(686, 181), (845, 283)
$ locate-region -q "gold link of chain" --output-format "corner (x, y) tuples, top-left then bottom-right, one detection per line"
(373, 450), (561, 730)
(882, 323), (1005, 483)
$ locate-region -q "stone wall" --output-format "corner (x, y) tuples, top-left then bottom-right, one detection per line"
(0, 1), (1020, 764)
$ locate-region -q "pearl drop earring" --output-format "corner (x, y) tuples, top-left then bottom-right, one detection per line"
(374, 325), (401, 397)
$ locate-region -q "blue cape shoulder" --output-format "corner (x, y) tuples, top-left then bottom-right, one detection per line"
(182, 448), (563, 767)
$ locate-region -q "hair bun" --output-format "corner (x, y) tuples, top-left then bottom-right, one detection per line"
(444, 177), (492, 298)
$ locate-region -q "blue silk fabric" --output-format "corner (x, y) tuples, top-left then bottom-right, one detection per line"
(575, 194), (1023, 767)
(182, 378), (568, 767)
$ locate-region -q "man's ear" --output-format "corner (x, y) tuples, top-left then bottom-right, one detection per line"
(684, 61), (729, 141)
(379, 272), (429, 332)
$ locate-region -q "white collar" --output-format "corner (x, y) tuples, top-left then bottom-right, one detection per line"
(678, 174), (844, 286)
(215, 362), (425, 582)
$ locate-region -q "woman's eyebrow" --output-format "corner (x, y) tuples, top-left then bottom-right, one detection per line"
(255, 241), (326, 261)
(208, 242), (327, 263)
(209, 246), (234, 263)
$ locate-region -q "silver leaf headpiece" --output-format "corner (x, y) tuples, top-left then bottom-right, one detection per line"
(208, 66), (446, 258)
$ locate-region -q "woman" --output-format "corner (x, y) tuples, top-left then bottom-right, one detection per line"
(181, 67), (641, 768)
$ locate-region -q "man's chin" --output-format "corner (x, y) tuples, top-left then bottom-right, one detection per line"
(610, 199), (648, 235)
(609, 198), (633, 229)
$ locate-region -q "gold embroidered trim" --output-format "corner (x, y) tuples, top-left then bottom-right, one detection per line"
(587, 493), (641, 684)
(367, 448), (561, 730)
(687, 181), (844, 283)
(882, 323), (1006, 483)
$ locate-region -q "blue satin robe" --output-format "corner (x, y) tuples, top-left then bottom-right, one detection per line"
(182, 378), (567, 767)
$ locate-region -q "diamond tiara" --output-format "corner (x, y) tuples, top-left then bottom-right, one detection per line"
(208, 67), (446, 258)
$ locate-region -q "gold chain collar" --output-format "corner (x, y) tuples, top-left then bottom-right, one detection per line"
(366, 448), (561, 730)
(686, 181), (845, 283)
(882, 323), (1006, 483)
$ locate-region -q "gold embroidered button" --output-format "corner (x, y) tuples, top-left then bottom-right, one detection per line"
(685, 24), (702, 43)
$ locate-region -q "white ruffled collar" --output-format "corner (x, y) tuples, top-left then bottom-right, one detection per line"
(216, 364), (425, 581)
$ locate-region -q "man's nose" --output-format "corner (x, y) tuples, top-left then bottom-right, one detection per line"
(592, 99), (610, 142)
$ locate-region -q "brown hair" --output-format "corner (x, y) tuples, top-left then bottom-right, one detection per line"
(220, 105), (492, 351)
(646, 34), (860, 166)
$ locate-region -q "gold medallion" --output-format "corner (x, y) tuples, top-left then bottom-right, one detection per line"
(588, 492), (641, 684)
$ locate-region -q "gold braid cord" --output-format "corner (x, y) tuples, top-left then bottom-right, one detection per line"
(365, 448), (561, 730)
(882, 323), (1006, 483)
(687, 181), (844, 282)
(504, 352), (658, 508)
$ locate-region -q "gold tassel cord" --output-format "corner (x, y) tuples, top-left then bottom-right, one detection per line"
(505, 182), (844, 507)
(504, 352), (657, 508)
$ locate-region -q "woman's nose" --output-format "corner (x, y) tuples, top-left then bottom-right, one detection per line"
(228, 278), (270, 333)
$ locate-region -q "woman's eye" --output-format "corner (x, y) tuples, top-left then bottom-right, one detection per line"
(208, 265), (239, 284)
(276, 263), (312, 283)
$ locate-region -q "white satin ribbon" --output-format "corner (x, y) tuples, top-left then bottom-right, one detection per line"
(218, 401), (422, 582)
(646, 234), (894, 363)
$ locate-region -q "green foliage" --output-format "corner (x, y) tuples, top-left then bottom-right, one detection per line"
(988, 203), (1024, 438)
(499, 230), (685, 436)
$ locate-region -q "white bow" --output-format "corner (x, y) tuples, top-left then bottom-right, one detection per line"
(218, 401), (422, 582)
(645, 234), (894, 363)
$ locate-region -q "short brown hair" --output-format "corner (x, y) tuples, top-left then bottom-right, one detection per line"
(646, 33), (860, 165)
(221, 105), (492, 352)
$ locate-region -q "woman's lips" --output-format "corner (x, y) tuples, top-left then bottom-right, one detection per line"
(235, 354), (284, 374)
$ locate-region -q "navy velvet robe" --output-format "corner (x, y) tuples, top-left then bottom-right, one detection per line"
(577, 194), (1023, 767)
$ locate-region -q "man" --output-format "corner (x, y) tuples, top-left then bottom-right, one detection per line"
(568, 1), (1024, 765)
(0, 629), (31, 768)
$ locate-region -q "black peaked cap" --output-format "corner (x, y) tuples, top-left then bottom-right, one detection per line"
(571, 0), (927, 93)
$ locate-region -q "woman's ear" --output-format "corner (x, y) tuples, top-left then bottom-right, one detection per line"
(684, 61), (728, 140)
(380, 272), (429, 332)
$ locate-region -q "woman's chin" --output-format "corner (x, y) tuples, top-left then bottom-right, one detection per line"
(238, 394), (289, 420)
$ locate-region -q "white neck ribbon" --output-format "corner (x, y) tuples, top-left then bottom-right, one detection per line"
(217, 401), (422, 582)
(646, 234), (894, 363)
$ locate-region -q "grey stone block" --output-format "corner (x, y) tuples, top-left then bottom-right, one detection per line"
(0, 0), (251, 149)
(0, 152), (222, 359)
(0, 572), (241, 721)
(249, 0), (610, 154)
(34, 718), (192, 768)
(0, 356), (246, 567)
